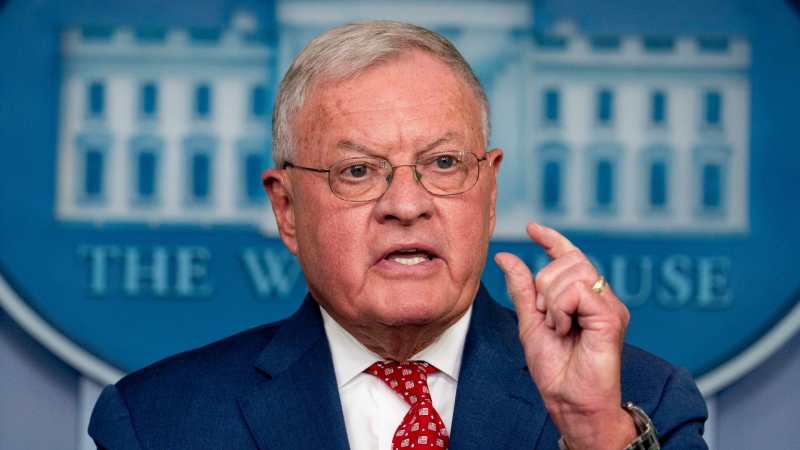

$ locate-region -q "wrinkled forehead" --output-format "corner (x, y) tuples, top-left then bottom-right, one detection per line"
(291, 55), (483, 162)
(292, 50), (483, 146)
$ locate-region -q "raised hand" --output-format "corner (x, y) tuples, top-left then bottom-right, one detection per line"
(495, 222), (637, 450)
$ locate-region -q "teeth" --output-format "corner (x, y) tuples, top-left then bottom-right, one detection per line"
(392, 256), (428, 266)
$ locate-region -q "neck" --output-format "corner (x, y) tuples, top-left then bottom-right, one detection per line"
(362, 327), (442, 362)
(327, 310), (468, 362)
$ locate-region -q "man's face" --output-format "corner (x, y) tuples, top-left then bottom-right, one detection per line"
(266, 49), (502, 337)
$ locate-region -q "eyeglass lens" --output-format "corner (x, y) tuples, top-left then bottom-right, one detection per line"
(328, 151), (481, 202)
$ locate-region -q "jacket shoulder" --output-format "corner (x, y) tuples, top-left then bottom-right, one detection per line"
(90, 320), (290, 449)
(117, 320), (285, 394)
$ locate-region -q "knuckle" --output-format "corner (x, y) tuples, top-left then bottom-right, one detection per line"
(620, 304), (631, 324)
(615, 314), (629, 332)
(557, 284), (581, 308)
(577, 260), (595, 276)
(608, 302), (630, 330)
(568, 261), (595, 280)
(534, 270), (551, 289)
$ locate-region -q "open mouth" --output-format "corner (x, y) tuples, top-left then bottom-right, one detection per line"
(384, 248), (435, 266)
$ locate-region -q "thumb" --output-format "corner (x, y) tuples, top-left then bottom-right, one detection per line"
(494, 252), (540, 322)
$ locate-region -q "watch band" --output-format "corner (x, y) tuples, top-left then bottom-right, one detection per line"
(621, 402), (660, 450)
(557, 402), (660, 450)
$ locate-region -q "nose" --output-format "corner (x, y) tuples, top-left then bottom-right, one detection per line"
(373, 164), (434, 225)
(384, 163), (422, 185)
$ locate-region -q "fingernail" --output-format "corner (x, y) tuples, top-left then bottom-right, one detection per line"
(536, 293), (545, 312)
(545, 310), (554, 329)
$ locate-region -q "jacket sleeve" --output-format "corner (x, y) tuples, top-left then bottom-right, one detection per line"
(650, 366), (709, 450)
(88, 385), (144, 450)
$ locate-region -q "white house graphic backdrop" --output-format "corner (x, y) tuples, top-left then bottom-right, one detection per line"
(54, 3), (750, 238)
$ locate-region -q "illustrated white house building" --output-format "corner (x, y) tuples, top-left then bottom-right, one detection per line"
(54, 1), (751, 238)
(494, 19), (751, 236)
(55, 10), (275, 227)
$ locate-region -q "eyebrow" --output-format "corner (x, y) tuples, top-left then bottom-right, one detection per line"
(334, 140), (374, 155)
(334, 132), (459, 156)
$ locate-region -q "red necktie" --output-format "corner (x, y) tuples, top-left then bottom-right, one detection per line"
(366, 361), (450, 449)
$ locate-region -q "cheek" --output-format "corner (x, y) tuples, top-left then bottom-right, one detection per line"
(453, 183), (494, 233)
(439, 193), (493, 269)
(293, 194), (369, 283)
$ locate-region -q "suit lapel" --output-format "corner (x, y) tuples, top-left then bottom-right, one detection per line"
(450, 286), (550, 449)
(238, 296), (350, 450)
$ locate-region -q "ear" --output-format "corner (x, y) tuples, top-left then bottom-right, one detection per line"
(486, 148), (504, 235)
(263, 168), (299, 255)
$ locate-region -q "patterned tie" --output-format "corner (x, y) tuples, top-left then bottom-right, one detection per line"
(366, 361), (450, 449)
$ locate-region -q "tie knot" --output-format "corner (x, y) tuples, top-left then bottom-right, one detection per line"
(366, 361), (437, 407)
(368, 360), (438, 374)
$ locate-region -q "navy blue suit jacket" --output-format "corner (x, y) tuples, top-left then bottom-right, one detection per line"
(89, 286), (708, 449)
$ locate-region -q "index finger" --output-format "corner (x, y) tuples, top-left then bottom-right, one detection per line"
(526, 222), (580, 260)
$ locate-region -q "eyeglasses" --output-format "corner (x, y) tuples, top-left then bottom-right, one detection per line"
(283, 150), (488, 202)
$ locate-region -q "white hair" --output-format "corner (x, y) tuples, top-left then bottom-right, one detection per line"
(271, 20), (491, 167)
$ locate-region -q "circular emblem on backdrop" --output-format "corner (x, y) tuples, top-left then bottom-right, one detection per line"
(0, 0), (798, 394)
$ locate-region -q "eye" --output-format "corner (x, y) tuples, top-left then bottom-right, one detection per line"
(347, 164), (368, 178)
(435, 155), (456, 169)
(333, 158), (385, 181)
(420, 152), (464, 171)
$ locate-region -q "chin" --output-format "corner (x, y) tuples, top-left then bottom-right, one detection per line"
(372, 295), (459, 327)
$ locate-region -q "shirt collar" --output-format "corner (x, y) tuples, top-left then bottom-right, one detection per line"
(321, 305), (473, 389)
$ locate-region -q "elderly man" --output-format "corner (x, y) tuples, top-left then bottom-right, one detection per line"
(89, 21), (707, 449)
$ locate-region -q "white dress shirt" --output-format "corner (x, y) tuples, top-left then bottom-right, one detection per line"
(321, 306), (473, 450)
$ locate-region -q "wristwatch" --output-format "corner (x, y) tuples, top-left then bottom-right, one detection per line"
(557, 402), (660, 450)
(620, 402), (660, 450)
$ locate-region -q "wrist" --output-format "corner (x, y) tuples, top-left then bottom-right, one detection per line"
(554, 405), (637, 450)
(557, 403), (659, 450)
